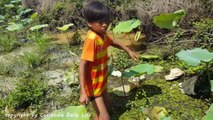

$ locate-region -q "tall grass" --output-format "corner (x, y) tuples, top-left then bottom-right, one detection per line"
(22, 52), (45, 68)
(0, 33), (20, 52)
(27, 31), (50, 53)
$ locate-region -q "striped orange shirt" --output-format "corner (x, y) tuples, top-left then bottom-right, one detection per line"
(81, 30), (112, 97)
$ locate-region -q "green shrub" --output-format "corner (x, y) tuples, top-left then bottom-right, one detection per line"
(0, 62), (10, 75)
(0, 33), (20, 52)
(70, 31), (82, 46)
(6, 78), (46, 109)
(0, 0), (12, 15)
(112, 50), (137, 71)
(38, 1), (84, 29)
(22, 52), (45, 68)
(193, 19), (213, 49)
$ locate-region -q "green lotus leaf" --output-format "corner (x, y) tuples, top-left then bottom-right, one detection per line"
(176, 48), (213, 66)
(56, 23), (74, 31)
(42, 105), (89, 120)
(30, 12), (38, 19)
(202, 104), (213, 120)
(21, 18), (32, 25)
(140, 54), (159, 60)
(162, 116), (172, 120)
(153, 9), (186, 29)
(19, 8), (33, 16)
(0, 15), (5, 20)
(6, 23), (23, 31)
(122, 70), (138, 77)
(11, 0), (21, 4)
(211, 80), (213, 92)
(4, 4), (14, 8)
(130, 64), (155, 75)
(30, 24), (48, 31)
(113, 19), (141, 34)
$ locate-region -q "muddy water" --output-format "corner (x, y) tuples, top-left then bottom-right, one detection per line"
(52, 30), (146, 49)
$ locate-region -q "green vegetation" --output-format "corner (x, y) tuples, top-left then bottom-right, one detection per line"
(3, 78), (46, 109)
(0, 0), (212, 120)
(0, 33), (20, 52)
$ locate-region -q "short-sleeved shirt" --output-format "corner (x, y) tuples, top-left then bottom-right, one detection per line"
(81, 30), (112, 97)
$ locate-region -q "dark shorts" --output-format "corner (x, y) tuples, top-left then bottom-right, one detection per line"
(89, 96), (101, 101)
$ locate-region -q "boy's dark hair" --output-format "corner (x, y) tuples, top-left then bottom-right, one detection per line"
(82, 1), (113, 23)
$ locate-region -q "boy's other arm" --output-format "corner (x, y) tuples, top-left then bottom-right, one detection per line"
(79, 59), (90, 104)
(111, 40), (139, 60)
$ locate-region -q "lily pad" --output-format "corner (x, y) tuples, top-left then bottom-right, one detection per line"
(202, 104), (213, 120)
(0, 15), (5, 20)
(176, 48), (213, 66)
(56, 23), (74, 31)
(122, 70), (138, 77)
(42, 105), (89, 120)
(30, 24), (48, 31)
(4, 4), (15, 8)
(11, 0), (21, 4)
(6, 23), (24, 31)
(140, 54), (159, 60)
(113, 19), (141, 34)
(130, 64), (155, 75)
(30, 12), (38, 19)
(19, 8), (33, 16)
(153, 9), (186, 29)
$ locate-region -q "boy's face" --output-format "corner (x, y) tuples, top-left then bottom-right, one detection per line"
(88, 21), (110, 35)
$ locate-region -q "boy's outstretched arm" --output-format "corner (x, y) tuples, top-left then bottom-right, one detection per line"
(79, 59), (90, 104)
(111, 40), (139, 60)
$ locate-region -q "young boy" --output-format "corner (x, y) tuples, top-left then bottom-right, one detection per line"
(79, 1), (139, 120)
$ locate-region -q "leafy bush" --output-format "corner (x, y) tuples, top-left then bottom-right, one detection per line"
(0, 0), (14, 15)
(0, 62), (10, 75)
(27, 30), (50, 53)
(22, 52), (45, 68)
(6, 78), (46, 109)
(70, 31), (82, 46)
(38, 1), (84, 29)
(0, 33), (20, 52)
(112, 50), (136, 71)
(192, 19), (213, 49)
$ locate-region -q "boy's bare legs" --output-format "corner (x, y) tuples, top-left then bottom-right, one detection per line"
(92, 95), (110, 120)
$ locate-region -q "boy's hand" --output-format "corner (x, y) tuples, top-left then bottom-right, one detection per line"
(79, 92), (89, 105)
(128, 51), (139, 61)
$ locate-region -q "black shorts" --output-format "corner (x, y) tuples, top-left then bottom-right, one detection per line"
(89, 96), (101, 101)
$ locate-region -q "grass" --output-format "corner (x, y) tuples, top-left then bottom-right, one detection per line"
(0, 33), (20, 52)
(22, 52), (45, 68)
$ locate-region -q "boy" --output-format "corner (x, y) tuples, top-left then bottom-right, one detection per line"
(79, 1), (139, 120)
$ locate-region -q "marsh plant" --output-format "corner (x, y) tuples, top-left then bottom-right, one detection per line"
(35, 34), (50, 54)
(192, 19), (213, 49)
(4, 78), (46, 109)
(22, 52), (45, 68)
(0, 33), (20, 52)
(112, 50), (136, 71)
(70, 31), (82, 46)
(0, 62), (10, 75)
